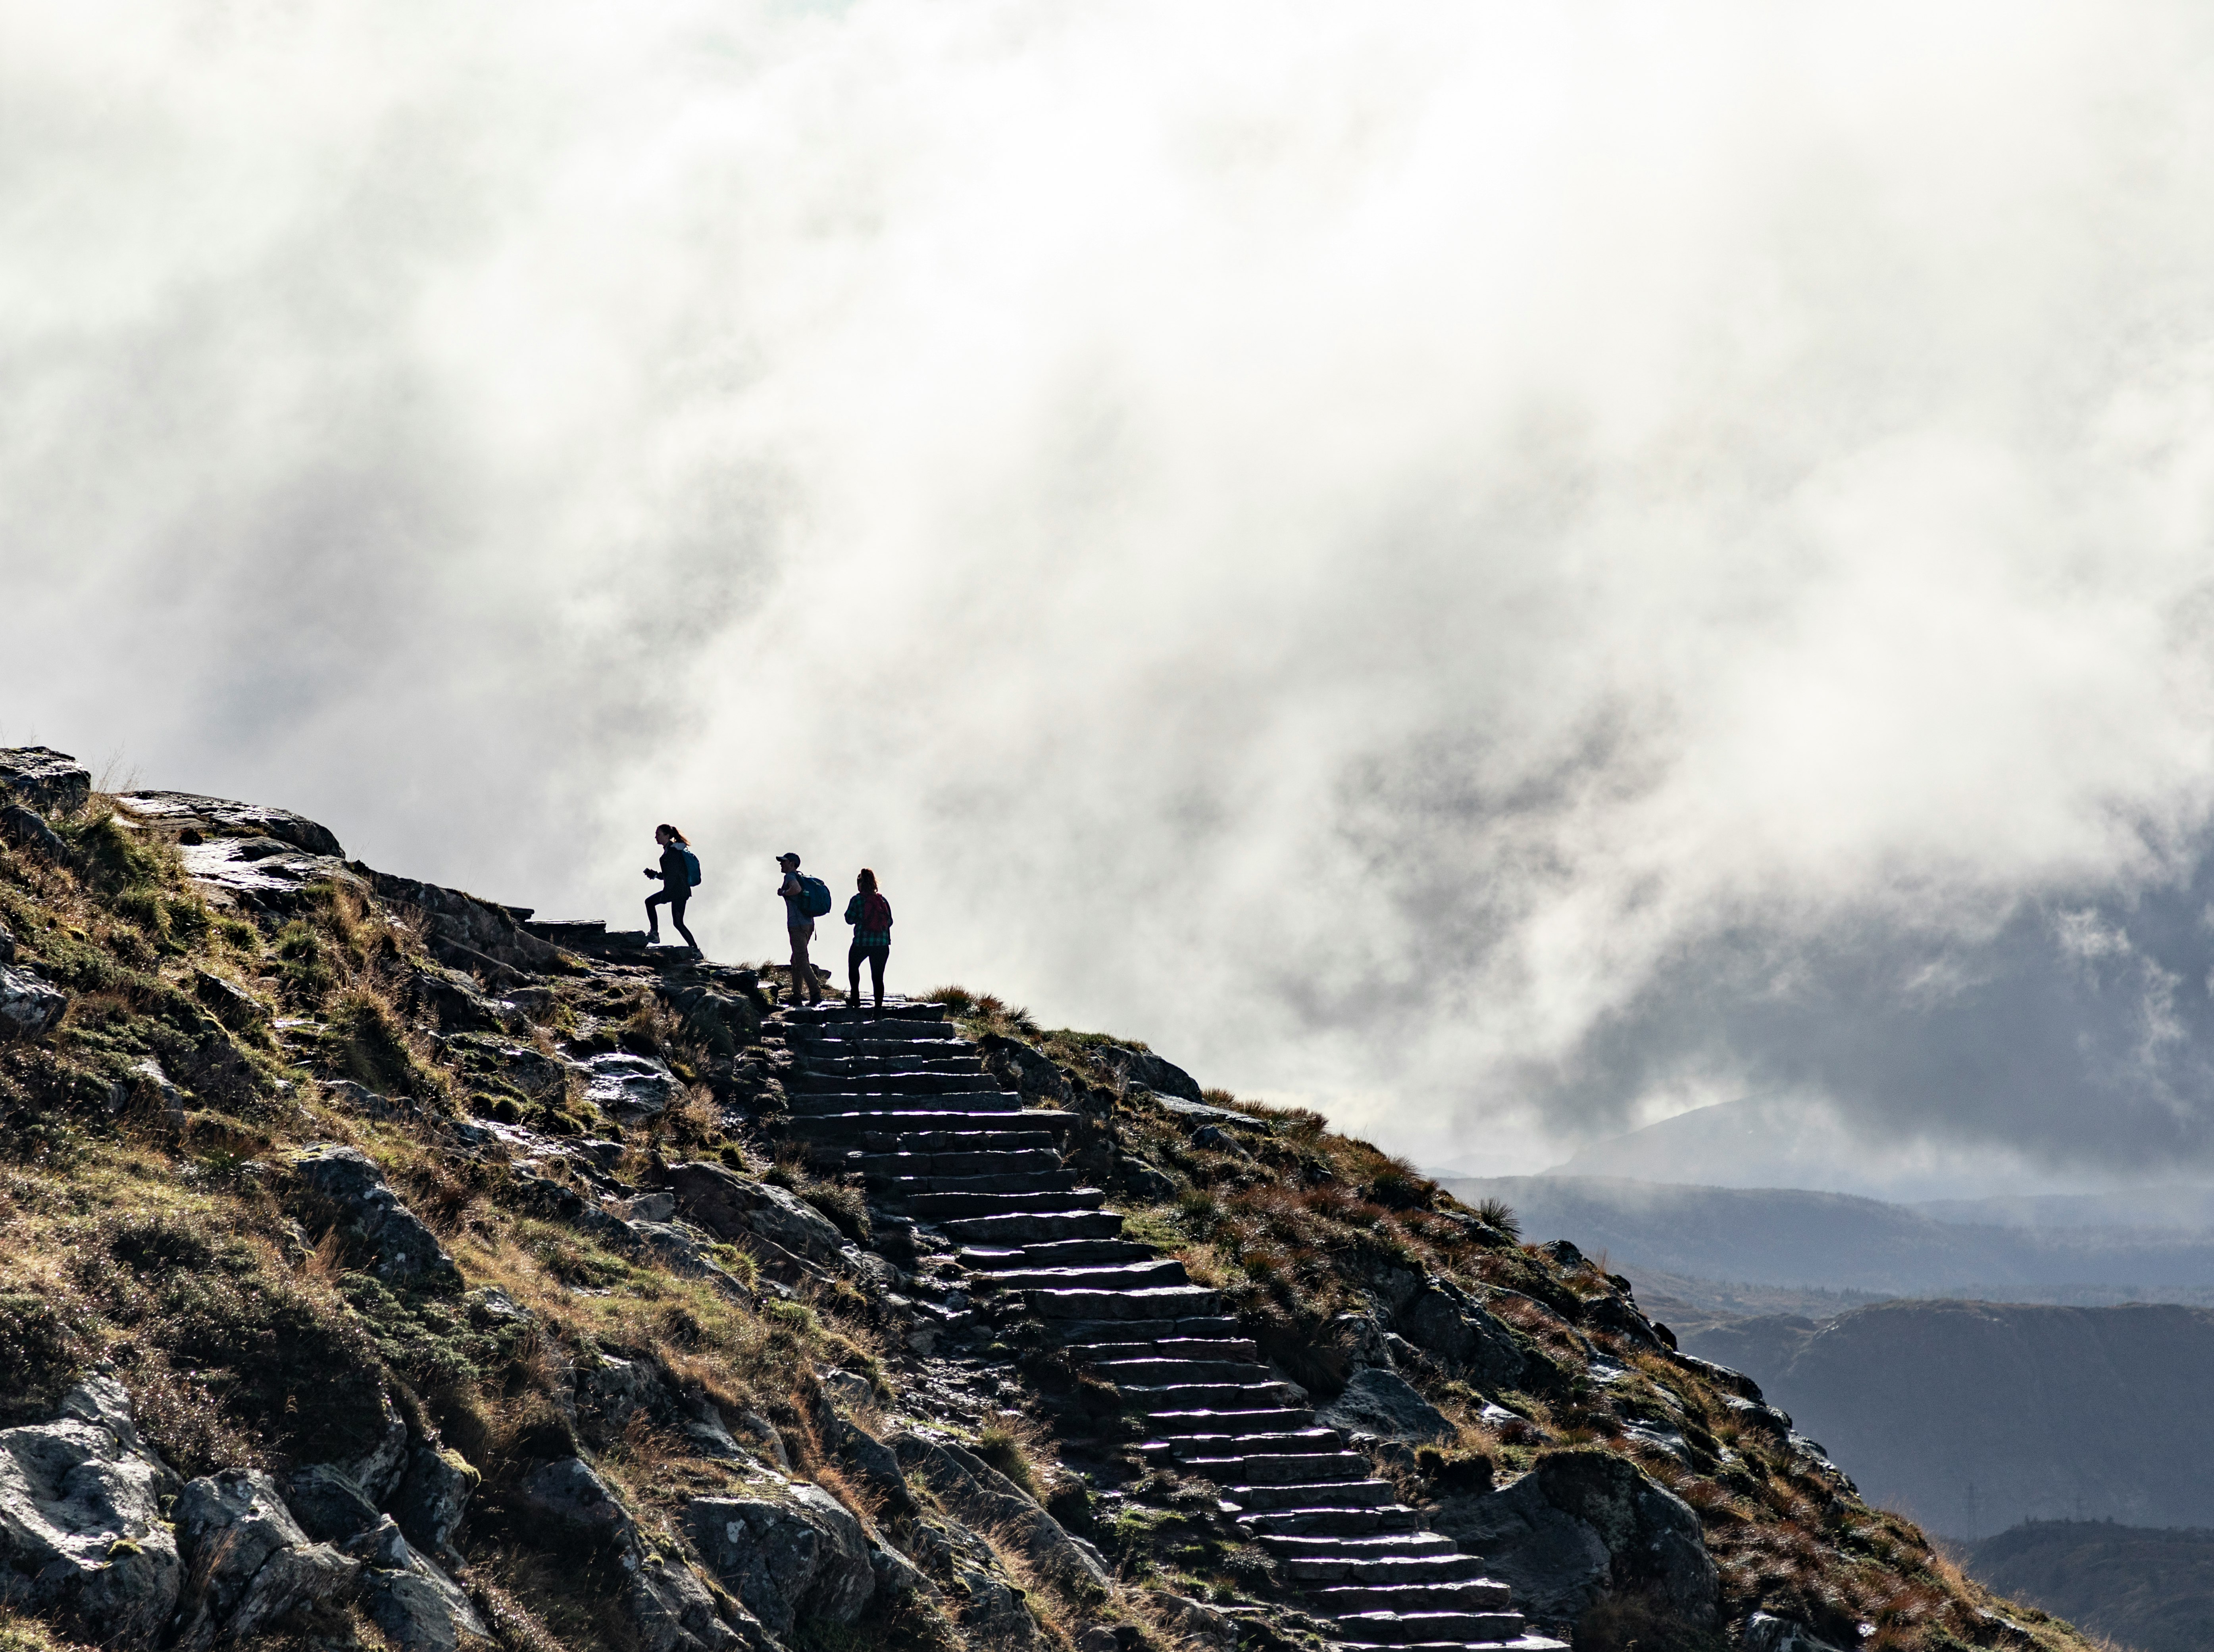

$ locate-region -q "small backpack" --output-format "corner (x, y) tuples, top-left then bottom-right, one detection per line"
(861, 891), (893, 931)
(798, 874), (833, 917)
(682, 847), (702, 887)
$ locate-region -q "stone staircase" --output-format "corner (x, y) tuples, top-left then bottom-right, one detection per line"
(769, 1000), (1567, 1652)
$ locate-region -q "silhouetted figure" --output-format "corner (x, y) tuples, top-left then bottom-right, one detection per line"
(844, 868), (893, 1014)
(776, 851), (827, 1007)
(642, 824), (698, 950)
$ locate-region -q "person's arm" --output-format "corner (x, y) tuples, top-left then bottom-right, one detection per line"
(844, 894), (861, 925)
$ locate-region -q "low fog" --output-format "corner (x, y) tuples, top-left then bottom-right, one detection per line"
(10, 2), (2214, 1187)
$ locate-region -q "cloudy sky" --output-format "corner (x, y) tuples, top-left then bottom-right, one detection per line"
(9, 2), (2214, 1190)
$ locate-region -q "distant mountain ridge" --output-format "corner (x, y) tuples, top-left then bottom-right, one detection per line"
(1966, 1521), (2214, 1652)
(1683, 1300), (2214, 1539)
(1438, 1175), (2214, 1302)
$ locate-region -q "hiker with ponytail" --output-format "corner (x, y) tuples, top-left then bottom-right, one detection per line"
(844, 868), (893, 1014)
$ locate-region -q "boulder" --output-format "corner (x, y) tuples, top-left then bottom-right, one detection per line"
(1743, 1614), (1847, 1652)
(687, 1482), (877, 1635)
(1397, 1278), (1536, 1391)
(516, 1457), (635, 1548)
(1092, 1044), (1203, 1101)
(812, 1395), (916, 1517)
(115, 790), (342, 857)
(666, 1161), (848, 1265)
(581, 1051), (684, 1119)
(359, 867), (567, 973)
(1317, 1368), (1455, 1445)
(0, 806), (68, 864)
(0, 1377), (183, 1646)
(0, 964), (67, 1039)
(0, 748), (91, 816)
(393, 1443), (478, 1560)
(347, 1516), (493, 1652)
(130, 1058), (186, 1125)
(889, 1430), (1108, 1592)
(173, 1469), (361, 1651)
(346, 1388), (415, 1505)
(1430, 1449), (1717, 1632)
(904, 1516), (1037, 1649)
(0, 919), (14, 964)
(979, 1035), (1074, 1105)
(1115, 1155), (1177, 1202)
(291, 1144), (460, 1289)
(285, 1463), (381, 1542)
(1148, 1591), (1237, 1648)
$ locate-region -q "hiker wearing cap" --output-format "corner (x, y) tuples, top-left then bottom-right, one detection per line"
(643, 824), (699, 951)
(843, 869), (893, 1015)
(776, 853), (828, 1007)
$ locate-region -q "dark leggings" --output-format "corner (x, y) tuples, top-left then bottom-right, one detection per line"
(645, 890), (696, 948)
(848, 943), (888, 1007)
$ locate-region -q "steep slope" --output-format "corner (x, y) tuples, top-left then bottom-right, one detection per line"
(1681, 1302), (2214, 1538)
(0, 744), (2108, 1652)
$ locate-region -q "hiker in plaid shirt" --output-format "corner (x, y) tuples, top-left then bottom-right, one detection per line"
(844, 868), (894, 1015)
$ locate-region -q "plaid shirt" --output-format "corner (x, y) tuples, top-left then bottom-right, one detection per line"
(844, 892), (893, 947)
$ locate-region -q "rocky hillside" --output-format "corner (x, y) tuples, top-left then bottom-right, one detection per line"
(1683, 1300), (2214, 1539)
(0, 745), (2107, 1652)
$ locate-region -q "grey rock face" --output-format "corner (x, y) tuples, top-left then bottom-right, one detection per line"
(582, 1051), (684, 1119)
(0, 806), (68, 864)
(0, 919), (13, 964)
(285, 1463), (381, 1542)
(687, 1482), (878, 1635)
(517, 1457), (634, 1547)
(173, 1469), (361, 1651)
(1148, 1591), (1237, 1648)
(1092, 1043), (1203, 1101)
(1431, 1449), (1717, 1631)
(0, 1377), (183, 1647)
(890, 1430), (1108, 1591)
(347, 1515), (492, 1652)
(0, 747), (91, 816)
(1743, 1613), (1847, 1652)
(0, 964), (68, 1038)
(1116, 1155), (1177, 1202)
(980, 1035), (1074, 1104)
(1328, 1312), (1396, 1371)
(1316, 1368), (1456, 1444)
(1397, 1277), (1534, 1391)
(291, 1144), (460, 1289)
(115, 790), (343, 857)
(394, 1444), (477, 1560)
(904, 1516), (1037, 1649)
(130, 1058), (186, 1124)
(666, 1161), (848, 1264)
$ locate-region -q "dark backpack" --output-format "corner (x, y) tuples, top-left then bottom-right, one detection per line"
(861, 892), (892, 932)
(798, 874), (833, 917)
(681, 848), (701, 887)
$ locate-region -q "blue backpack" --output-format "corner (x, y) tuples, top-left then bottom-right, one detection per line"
(682, 848), (702, 887)
(798, 874), (833, 917)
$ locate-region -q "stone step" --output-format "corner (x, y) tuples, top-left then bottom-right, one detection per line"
(943, 1211), (1126, 1244)
(1283, 1555), (1491, 1585)
(904, 1189), (1107, 1220)
(795, 1050), (985, 1069)
(960, 1239), (1162, 1270)
(862, 1150), (1065, 1179)
(1166, 1427), (1345, 1456)
(1238, 1507), (1421, 1537)
(1257, 1534), (1460, 1560)
(789, 1071), (999, 1095)
(1326, 1613), (1527, 1645)
(1047, 1316), (1244, 1346)
(1331, 1641), (1567, 1652)
(1100, 1356), (1270, 1384)
(1143, 1407), (1310, 1437)
(1221, 1480), (1398, 1512)
(785, 1110), (1078, 1143)
(848, 1130), (1063, 1156)
(1025, 1285), (1218, 1320)
(985, 1262), (1191, 1293)
(1118, 1381), (1304, 1409)
(880, 1170), (1080, 1198)
(782, 1002), (946, 1023)
(1179, 1452), (1373, 1486)
(1314, 1583), (1513, 1614)
(1082, 1335), (1254, 1359)
(786, 1089), (1023, 1116)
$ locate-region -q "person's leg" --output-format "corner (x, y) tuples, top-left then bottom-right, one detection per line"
(867, 945), (887, 1010)
(847, 943), (866, 1014)
(670, 895), (698, 951)
(644, 889), (669, 939)
(790, 923), (822, 1005)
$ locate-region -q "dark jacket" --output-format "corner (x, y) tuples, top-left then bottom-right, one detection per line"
(657, 842), (690, 896)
